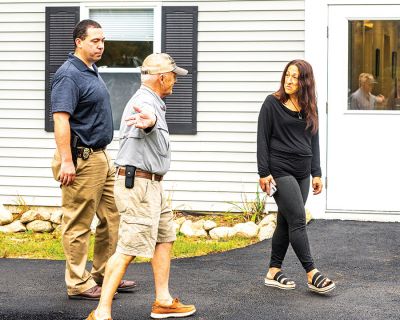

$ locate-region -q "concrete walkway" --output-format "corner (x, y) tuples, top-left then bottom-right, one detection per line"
(0, 220), (399, 320)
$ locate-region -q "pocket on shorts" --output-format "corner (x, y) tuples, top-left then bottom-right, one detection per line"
(119, 215), (153, 250)
(114, 178), (150, 215)
(121, 215), (152, 228)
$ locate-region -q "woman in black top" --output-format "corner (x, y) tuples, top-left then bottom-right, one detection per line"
(257, 60), (335, 294)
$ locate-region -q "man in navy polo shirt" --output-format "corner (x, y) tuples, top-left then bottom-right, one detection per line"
(51, 19), (135, 300)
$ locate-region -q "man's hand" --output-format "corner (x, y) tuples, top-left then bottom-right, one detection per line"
(376, 94), (385, 105)
(59, 160), (76, 186)
(53, 112), (76, 186)
(126, 105), (156, 129)
(312, 176), (323, 195)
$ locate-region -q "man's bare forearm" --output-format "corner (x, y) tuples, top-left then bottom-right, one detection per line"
(53, 112), (73, 162)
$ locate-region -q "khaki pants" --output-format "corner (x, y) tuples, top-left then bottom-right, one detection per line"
(51, 149), (120, 295)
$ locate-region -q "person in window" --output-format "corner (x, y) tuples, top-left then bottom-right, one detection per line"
(349, 73), (385, 110)
(257, 59), (336, 294)
(51, 19), (136, 300)
(86, 53), (196, 320)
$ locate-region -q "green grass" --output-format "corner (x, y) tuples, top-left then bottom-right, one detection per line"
(0, 231), (83, 260)
(0, 231), (257, 261)
(172, 233), (258, 259)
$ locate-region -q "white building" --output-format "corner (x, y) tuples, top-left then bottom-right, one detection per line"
(0, 0), (399, 222)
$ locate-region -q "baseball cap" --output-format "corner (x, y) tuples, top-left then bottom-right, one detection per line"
(141, 53), (188, 76)
(359, 73), (377, 84)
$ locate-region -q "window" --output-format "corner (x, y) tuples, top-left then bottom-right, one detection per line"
(45, 6), (197, 134)
(348, 20), (400, 110)
(90, 9), (154, 129)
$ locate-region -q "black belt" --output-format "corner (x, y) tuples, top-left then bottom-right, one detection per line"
(76, 147), (105, 160)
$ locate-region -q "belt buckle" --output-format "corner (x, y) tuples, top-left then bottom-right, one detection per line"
(82, 147), (91, 160)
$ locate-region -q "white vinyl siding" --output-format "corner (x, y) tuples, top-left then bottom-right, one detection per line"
(0, 0), (305, 211)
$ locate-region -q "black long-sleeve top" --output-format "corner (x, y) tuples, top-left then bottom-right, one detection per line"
(257, 94), (322, 179)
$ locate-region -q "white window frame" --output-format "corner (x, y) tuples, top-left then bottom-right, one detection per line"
(80, 3), (162, 74)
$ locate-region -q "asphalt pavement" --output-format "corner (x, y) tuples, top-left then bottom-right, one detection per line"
(0, 220), (399, 320)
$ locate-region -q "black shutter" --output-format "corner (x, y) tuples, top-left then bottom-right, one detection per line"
(162, 6), (198, 135)
(45, 7), (80, 132)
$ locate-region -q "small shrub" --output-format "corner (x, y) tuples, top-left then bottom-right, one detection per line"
(12, 195), (31, 220)
(166, 190), (186, 219)
(228, 186), (267, 224)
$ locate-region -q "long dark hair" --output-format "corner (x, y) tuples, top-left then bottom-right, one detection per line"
(275, 59), (318, 134)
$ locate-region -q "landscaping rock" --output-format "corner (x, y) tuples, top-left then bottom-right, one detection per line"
(233, 222), (259, 238)
(0, 220), (26, 233)
(203, 220), (217, 231)
(180, 220), (194, 236)
(180, 220), (207, 237)
(52, 224), (62, 235)
(192, 220), (207, 237)
(258, 223), (276, 241)
(194, 230), (208, 237)
(258, 213), (277, 227)
(192, 219), (204, 230)
(50, 210), (63, 224)
(20, 210), (51, 224)
(174, 217), (186, 226)
(194, 229), (207, 237)
(209, 227), (237, 240)
(0, 204), (13, 226)
(26, 220), (54, 233)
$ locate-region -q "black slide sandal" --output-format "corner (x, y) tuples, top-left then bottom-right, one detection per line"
(308, 271), (336, 294)
(265, 271), (296, 290)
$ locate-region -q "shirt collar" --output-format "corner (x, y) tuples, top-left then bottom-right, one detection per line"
(141, 85), (166, 111)
(68, 53), (98, 75)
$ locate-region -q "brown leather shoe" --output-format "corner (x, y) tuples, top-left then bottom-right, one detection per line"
(151, 298), (196, 319)
(117, 279), (137, 292)
(68, 285), (102, 300)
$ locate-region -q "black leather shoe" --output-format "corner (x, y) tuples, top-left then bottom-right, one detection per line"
(117, 279), (137, 292)
(96, 279), (137, 293)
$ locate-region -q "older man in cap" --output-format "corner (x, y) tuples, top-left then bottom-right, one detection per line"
(86, 53), (196, 320)
(349, 72), (385, 110)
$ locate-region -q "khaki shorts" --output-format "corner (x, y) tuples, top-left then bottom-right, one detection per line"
(114, 175), (176, 258)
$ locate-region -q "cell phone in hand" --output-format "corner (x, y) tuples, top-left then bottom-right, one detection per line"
(269, 183), (277, 197)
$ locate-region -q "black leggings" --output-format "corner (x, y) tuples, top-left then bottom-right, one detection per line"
(269, 175), (315, 273)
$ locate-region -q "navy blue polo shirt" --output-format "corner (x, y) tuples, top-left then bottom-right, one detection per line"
(51, 53), (113, 148)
